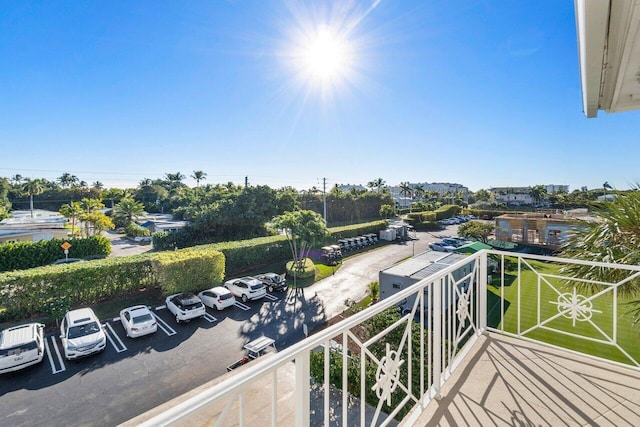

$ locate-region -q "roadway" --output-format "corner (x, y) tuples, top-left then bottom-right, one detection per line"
(0, 227), (459, 426)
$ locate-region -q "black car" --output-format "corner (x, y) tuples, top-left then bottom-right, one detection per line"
(255, 273), (287, 293)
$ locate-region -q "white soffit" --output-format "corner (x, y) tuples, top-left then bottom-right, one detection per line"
(576, 0), (640, 117)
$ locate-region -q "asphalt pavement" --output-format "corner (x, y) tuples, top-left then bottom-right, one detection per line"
(0, 226), (460, 426)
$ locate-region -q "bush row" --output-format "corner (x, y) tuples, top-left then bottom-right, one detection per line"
(325, 220), (388, 242)
(464, 208), (512, 220)
(405, 205), (461, 229)
(0, 235), (111, 272)
(154, 220), (388, 276)
(0, 248), (225, 322)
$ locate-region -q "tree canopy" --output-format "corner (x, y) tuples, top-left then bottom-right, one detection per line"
(272, 210), (328, 272)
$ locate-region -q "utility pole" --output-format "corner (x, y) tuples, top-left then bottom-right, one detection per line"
(322, 177), (327, 223)
(245, 176), (249, 188)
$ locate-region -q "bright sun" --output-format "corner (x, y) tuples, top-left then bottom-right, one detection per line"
(281, 2), (371, 103)
(301, 27), (349, 82)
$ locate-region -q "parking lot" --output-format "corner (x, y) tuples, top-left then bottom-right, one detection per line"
(0, 228), (456, 426)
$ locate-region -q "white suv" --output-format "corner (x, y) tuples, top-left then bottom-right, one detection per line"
(60, 308), (107, 360)
(0, 323), (45, 374)
(224, 277), (267, 302)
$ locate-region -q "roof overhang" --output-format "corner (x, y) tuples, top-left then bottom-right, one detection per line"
(575, 0), (640, 117)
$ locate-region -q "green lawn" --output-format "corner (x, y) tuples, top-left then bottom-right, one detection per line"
(488, 259), (640, 366)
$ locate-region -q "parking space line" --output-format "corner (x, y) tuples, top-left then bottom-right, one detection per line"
(45, 336), (66, 374)
(151, 312), (177, 336)
(264, 294), (278, 301)
(203, 313), (217, 323)
(113, 317), (120, 322)
(234, 301), (250, 311)
(104, 323), (127, 353)
(155, 305), (166, 311)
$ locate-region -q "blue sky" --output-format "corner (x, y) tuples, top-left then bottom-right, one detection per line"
(1, 0), (638, 192)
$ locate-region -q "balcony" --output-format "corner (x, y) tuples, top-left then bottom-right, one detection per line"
(124, 251), (640, 426)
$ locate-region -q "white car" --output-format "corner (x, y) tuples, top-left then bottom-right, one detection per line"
(0, 323), (45, 374)
(429, 242), (456, 253)
(60, 308), (107, 360)
(119, 305), (157, 338)
(224, 277), (267, 302)
(198, 287), (236, 311)
(165, 293), (206, 323)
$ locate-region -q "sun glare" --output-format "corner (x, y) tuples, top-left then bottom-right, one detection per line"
(301, 27), (350, 82)
(279, 1), (377, 105)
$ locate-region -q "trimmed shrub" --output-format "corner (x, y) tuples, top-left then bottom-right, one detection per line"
(152, 249), (225, 295)
(152, 220), (387, 276)
(0, 248), (225, 323)
(0, 235), (111, 272)
(125, 222), (151, 237)
(285, 258), (315, 279)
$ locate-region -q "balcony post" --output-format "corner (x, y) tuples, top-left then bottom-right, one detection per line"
(479, 251), (488, 333)
(432, 277), (442, 399)
(295, 349), (311, 427)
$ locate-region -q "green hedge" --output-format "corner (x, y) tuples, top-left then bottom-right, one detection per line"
(152, 249), (225, 295)
(153, 220), (387, 276)
(0, 248), (225, 322)
(465, 208), (512, 219)
(325, 220), (388, 243)
(0, 235), (111, 272)
(125, 222), (151, 237)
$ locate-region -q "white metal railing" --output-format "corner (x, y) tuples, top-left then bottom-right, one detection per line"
(134, 250), (640, 426)
(136, 252), (487, 427)
(486, 250), (640, 369)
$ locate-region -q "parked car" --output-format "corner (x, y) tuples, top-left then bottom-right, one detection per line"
(60, 308), (107, 360)
(442, 237), (466, 248)
(198, 286), (236, 310)
(0, 323), (45, 374)
(119, 305), (157, 338)
(224, 277), (267, 302)
(429, 242), (456, 253)
(165, 293), (206, 323)
(256, 273), (288, 293)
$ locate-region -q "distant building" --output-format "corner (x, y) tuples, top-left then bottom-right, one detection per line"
(337, 184), (367, 193)
(0, 210), (69, 244)
(138, 219), (188, 234)
(388, 182), (469, 207)
(494, 210), (592, 251)
(490, 185), (569, 206)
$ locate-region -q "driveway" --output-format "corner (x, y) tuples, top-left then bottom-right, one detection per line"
(297, 227), (461, 330)
(102, 230), (152, 257)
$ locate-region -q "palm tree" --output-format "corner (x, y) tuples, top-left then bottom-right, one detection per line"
(92, 181), (104, 190)
(399, 182), (412, 208)
(59, 201), (84, 237)
(560, 187), (640, 320)
(370, 178), (386, 193)
(413, 184), (425, 201)
(529, 185), (547, 205)
(165, 172), (185, 184)
(102, 188), (124, 208)
(57, 173), (79, 188)
(10, 174), (23, 186)
(603, 181), (613, 199)
(191, 170), (207, 187)
(23, 178), (45, 218)
(113, 197), (145, 225)
(139, 178), (152, 188)
(81, 197), (103, 214)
